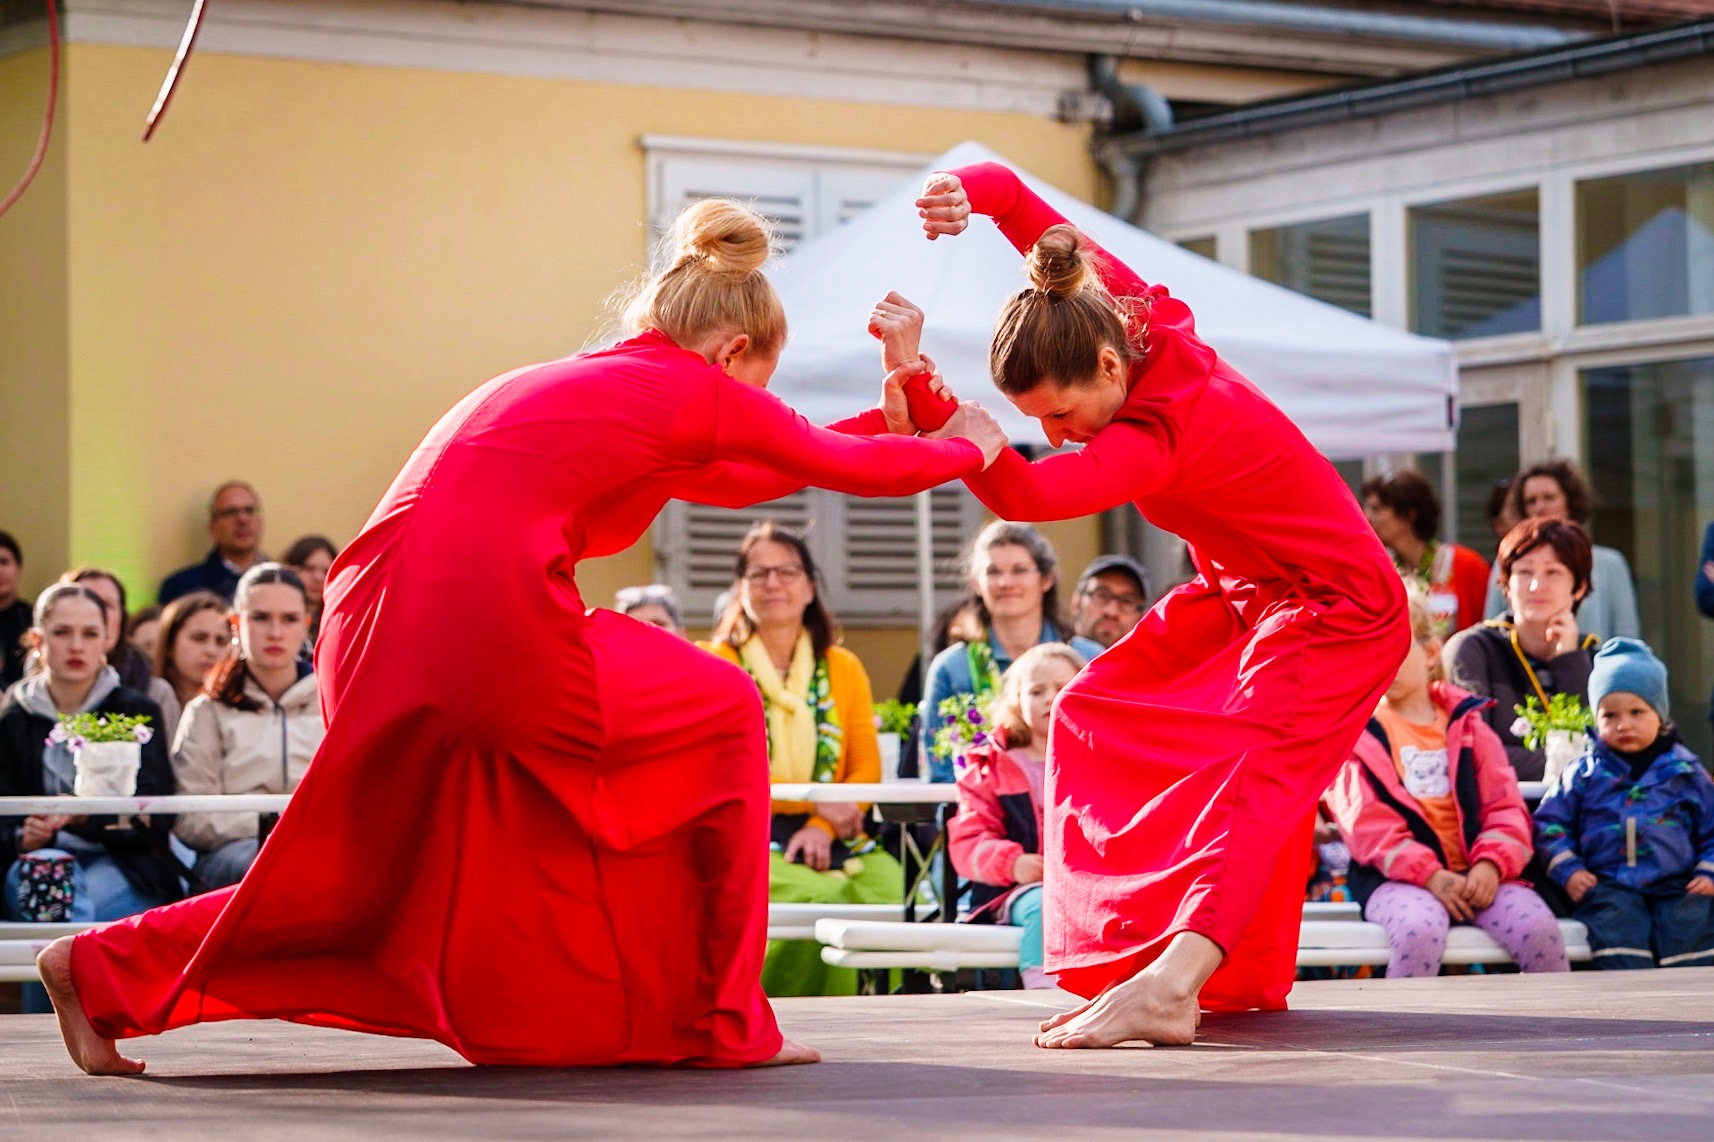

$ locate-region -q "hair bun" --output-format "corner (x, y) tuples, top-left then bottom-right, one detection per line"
(1025, 224), (1091, 297)
(670, 198), (774, 276)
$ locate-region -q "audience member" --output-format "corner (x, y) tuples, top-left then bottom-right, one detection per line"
(1361, 470), (1490, 636)
(172, 565), (321, 891)
(61, 568), (159, 700)
(919, 522), (1101, 781)
(1534, 638), (1714, 969)
(1486, 480), (1520, 557)
(282, 534), (339, 656)
(126, 606), (163, 664)
(0, 584), (181, 1008)
(614, 584), (686, 637)
(0, 530), (29, 688)
(1696, 521), (1714, 725)
(1485, 460), (1640, 640)
(160, 481), (266, 604)
(1069, 554), (1150, 650)
(704, 522), (899, 997)
(1327, 590), (1568, 978)
(949, 642), (1085, 989)
(150, 591), (231, 746)
(1443, 518), (1600, 781)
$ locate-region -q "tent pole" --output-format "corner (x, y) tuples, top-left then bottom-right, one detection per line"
(915, 489), (936, 709)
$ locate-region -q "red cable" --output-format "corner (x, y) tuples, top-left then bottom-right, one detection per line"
(0, 0), (61, 222)
(143, 0), (207, 142)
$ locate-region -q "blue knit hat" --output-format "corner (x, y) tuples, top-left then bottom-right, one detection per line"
(1587, 637), (1669, 719)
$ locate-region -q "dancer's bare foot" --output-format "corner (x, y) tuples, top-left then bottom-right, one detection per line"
(1034, 970), (1200, 1049)
(753, 1038), (821, 1067)
(1035, 931), (1223, 1050)
(36, 937), (145, 1076)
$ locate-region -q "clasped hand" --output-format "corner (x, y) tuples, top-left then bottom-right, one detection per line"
(1425, 860), (1501, 921)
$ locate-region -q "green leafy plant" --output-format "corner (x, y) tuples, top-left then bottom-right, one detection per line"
(872, 699), (917, 738)
(1511, 693), (1592, 751)
(47, 712), (153, 750)
(931, 693), (992, 767)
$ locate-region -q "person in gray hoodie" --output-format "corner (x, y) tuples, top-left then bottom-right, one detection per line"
(171, 563), (323, 890)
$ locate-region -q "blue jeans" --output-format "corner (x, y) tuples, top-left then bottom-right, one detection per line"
(1009, 884), (1045, 972)
(194, 837), (259, 891)
(5, 847), (170, 1012)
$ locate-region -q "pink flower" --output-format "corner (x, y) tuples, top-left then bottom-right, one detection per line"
(134, 725), (154, 745)
(68, 736), (88, 752)
(47, 723), (68, 744)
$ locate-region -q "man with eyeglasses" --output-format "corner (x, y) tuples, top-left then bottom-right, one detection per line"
(1070, 555), (1151, 651)
(159, 481), (267, 604)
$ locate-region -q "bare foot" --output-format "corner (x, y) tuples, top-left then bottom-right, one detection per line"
(36, 937), (145, 1076)
(751, 1038), (821, 1067)
(1034, 970), (1200, 1049)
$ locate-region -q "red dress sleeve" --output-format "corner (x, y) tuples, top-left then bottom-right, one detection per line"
(671, 408), (889, 508)
(964, 424), (1176, 522)
(706, 378), (982, 497)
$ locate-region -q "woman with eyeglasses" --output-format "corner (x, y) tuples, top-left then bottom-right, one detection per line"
(919, 521), (1103, 783)
(38, 196), (1004, 1076)
(704, 523), (902, 996)
(1443, 517), (1601, 781)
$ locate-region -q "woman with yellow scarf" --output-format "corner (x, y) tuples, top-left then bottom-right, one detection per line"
(706, 522), (902, 996)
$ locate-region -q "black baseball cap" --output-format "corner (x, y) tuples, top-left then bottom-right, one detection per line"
(1076, 554), (1150, 601)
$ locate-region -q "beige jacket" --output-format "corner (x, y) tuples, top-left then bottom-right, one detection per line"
(171, 671), (324, 851)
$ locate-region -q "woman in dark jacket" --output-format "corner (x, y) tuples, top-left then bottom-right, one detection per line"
(1, 584), (182, 926)
(1442, 518), (1600, 782)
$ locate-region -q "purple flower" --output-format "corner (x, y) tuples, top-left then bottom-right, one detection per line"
(68, 736), (87, 752)
(134, 725), (154, 745)
(47, 723), (68, 744)
(967, 711), (984, 725)
(972, 731), (989, 746)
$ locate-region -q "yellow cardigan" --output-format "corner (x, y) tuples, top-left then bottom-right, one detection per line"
(703, 641), (881, 837)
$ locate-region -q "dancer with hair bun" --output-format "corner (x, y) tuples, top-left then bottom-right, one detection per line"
(910, 163), (1409, 1047)
(38, 198), (1005, 1075)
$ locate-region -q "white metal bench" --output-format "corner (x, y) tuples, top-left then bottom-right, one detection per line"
(815, 913), (1593, 973)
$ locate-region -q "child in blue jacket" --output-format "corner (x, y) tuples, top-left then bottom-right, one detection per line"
(1534, 638), (1714, 969)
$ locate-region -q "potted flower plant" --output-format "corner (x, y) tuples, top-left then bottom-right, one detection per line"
(48, 712), (154, 798)
(931, 693), (992, 779)
(1511, 693), (1593, 785)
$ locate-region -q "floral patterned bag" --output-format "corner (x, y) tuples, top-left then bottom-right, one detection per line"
(16, 852), (77, 922)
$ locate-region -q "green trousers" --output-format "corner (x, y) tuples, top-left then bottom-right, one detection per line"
(762, 847), (903, 997)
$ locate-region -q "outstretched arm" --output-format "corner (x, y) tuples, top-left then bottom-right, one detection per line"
(963, 416), (1177, 522)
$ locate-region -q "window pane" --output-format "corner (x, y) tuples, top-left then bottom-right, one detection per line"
(1454, 403), (1520, 563)
(1410, 189), (1540, 339)
(1178, 235), (1217, 259)
(1577, 162), (1714, 325)
(1249, 214), (1371, 317)
(1580, 357), (1714, 759)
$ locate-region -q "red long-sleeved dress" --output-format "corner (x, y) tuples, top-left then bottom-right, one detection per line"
(66, 329), (983, 1066)
(954, 163), (1409, 1011)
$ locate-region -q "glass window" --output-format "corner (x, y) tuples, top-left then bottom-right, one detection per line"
(1581, 356), (1714, 759)
(1454, 403), (1520, 562)
(1576, 162), (1714, 325)
(1249, 213), (1371, 317)
(1178, 235), (1217, 259)
(1410, 189), (1540, 339)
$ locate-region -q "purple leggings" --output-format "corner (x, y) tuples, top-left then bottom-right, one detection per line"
(1366, 880), (1570, 977)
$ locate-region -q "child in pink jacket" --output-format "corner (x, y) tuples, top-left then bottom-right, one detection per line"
(1325, 592), (1568, 977)
(949, 643), (1085, 989)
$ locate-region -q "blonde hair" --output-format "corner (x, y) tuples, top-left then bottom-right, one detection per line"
(1404, 584), (1445, 683)
(992, 641), (1086, 749)
(622, 198), (787, 356)
(990, 223), (1143, 396)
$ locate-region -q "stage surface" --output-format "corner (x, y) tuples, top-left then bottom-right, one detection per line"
(4, 969), (1712, 1140)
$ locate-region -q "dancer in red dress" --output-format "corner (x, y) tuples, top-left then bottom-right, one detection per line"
(914, 163), (1409, 1047)
(38, 199), (1003, 1074)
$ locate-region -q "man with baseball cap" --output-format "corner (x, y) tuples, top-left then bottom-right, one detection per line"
(1071, 554), (1151, 651)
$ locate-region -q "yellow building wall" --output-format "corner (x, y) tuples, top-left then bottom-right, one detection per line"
(21, 41), (1107, 693)
(0, 47), (71, 601)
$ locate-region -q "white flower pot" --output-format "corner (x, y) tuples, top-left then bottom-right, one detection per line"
(877, 732), (901, 784)
(1542, 730), (1582, 785)
(74, 740), (141, 798)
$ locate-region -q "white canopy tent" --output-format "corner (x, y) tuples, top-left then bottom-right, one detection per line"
(765, 141), (1459, 671)
(769, 140), (1457, 457)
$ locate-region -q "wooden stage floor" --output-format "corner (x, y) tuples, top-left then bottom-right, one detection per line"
(3, 969), (1712, 1140)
